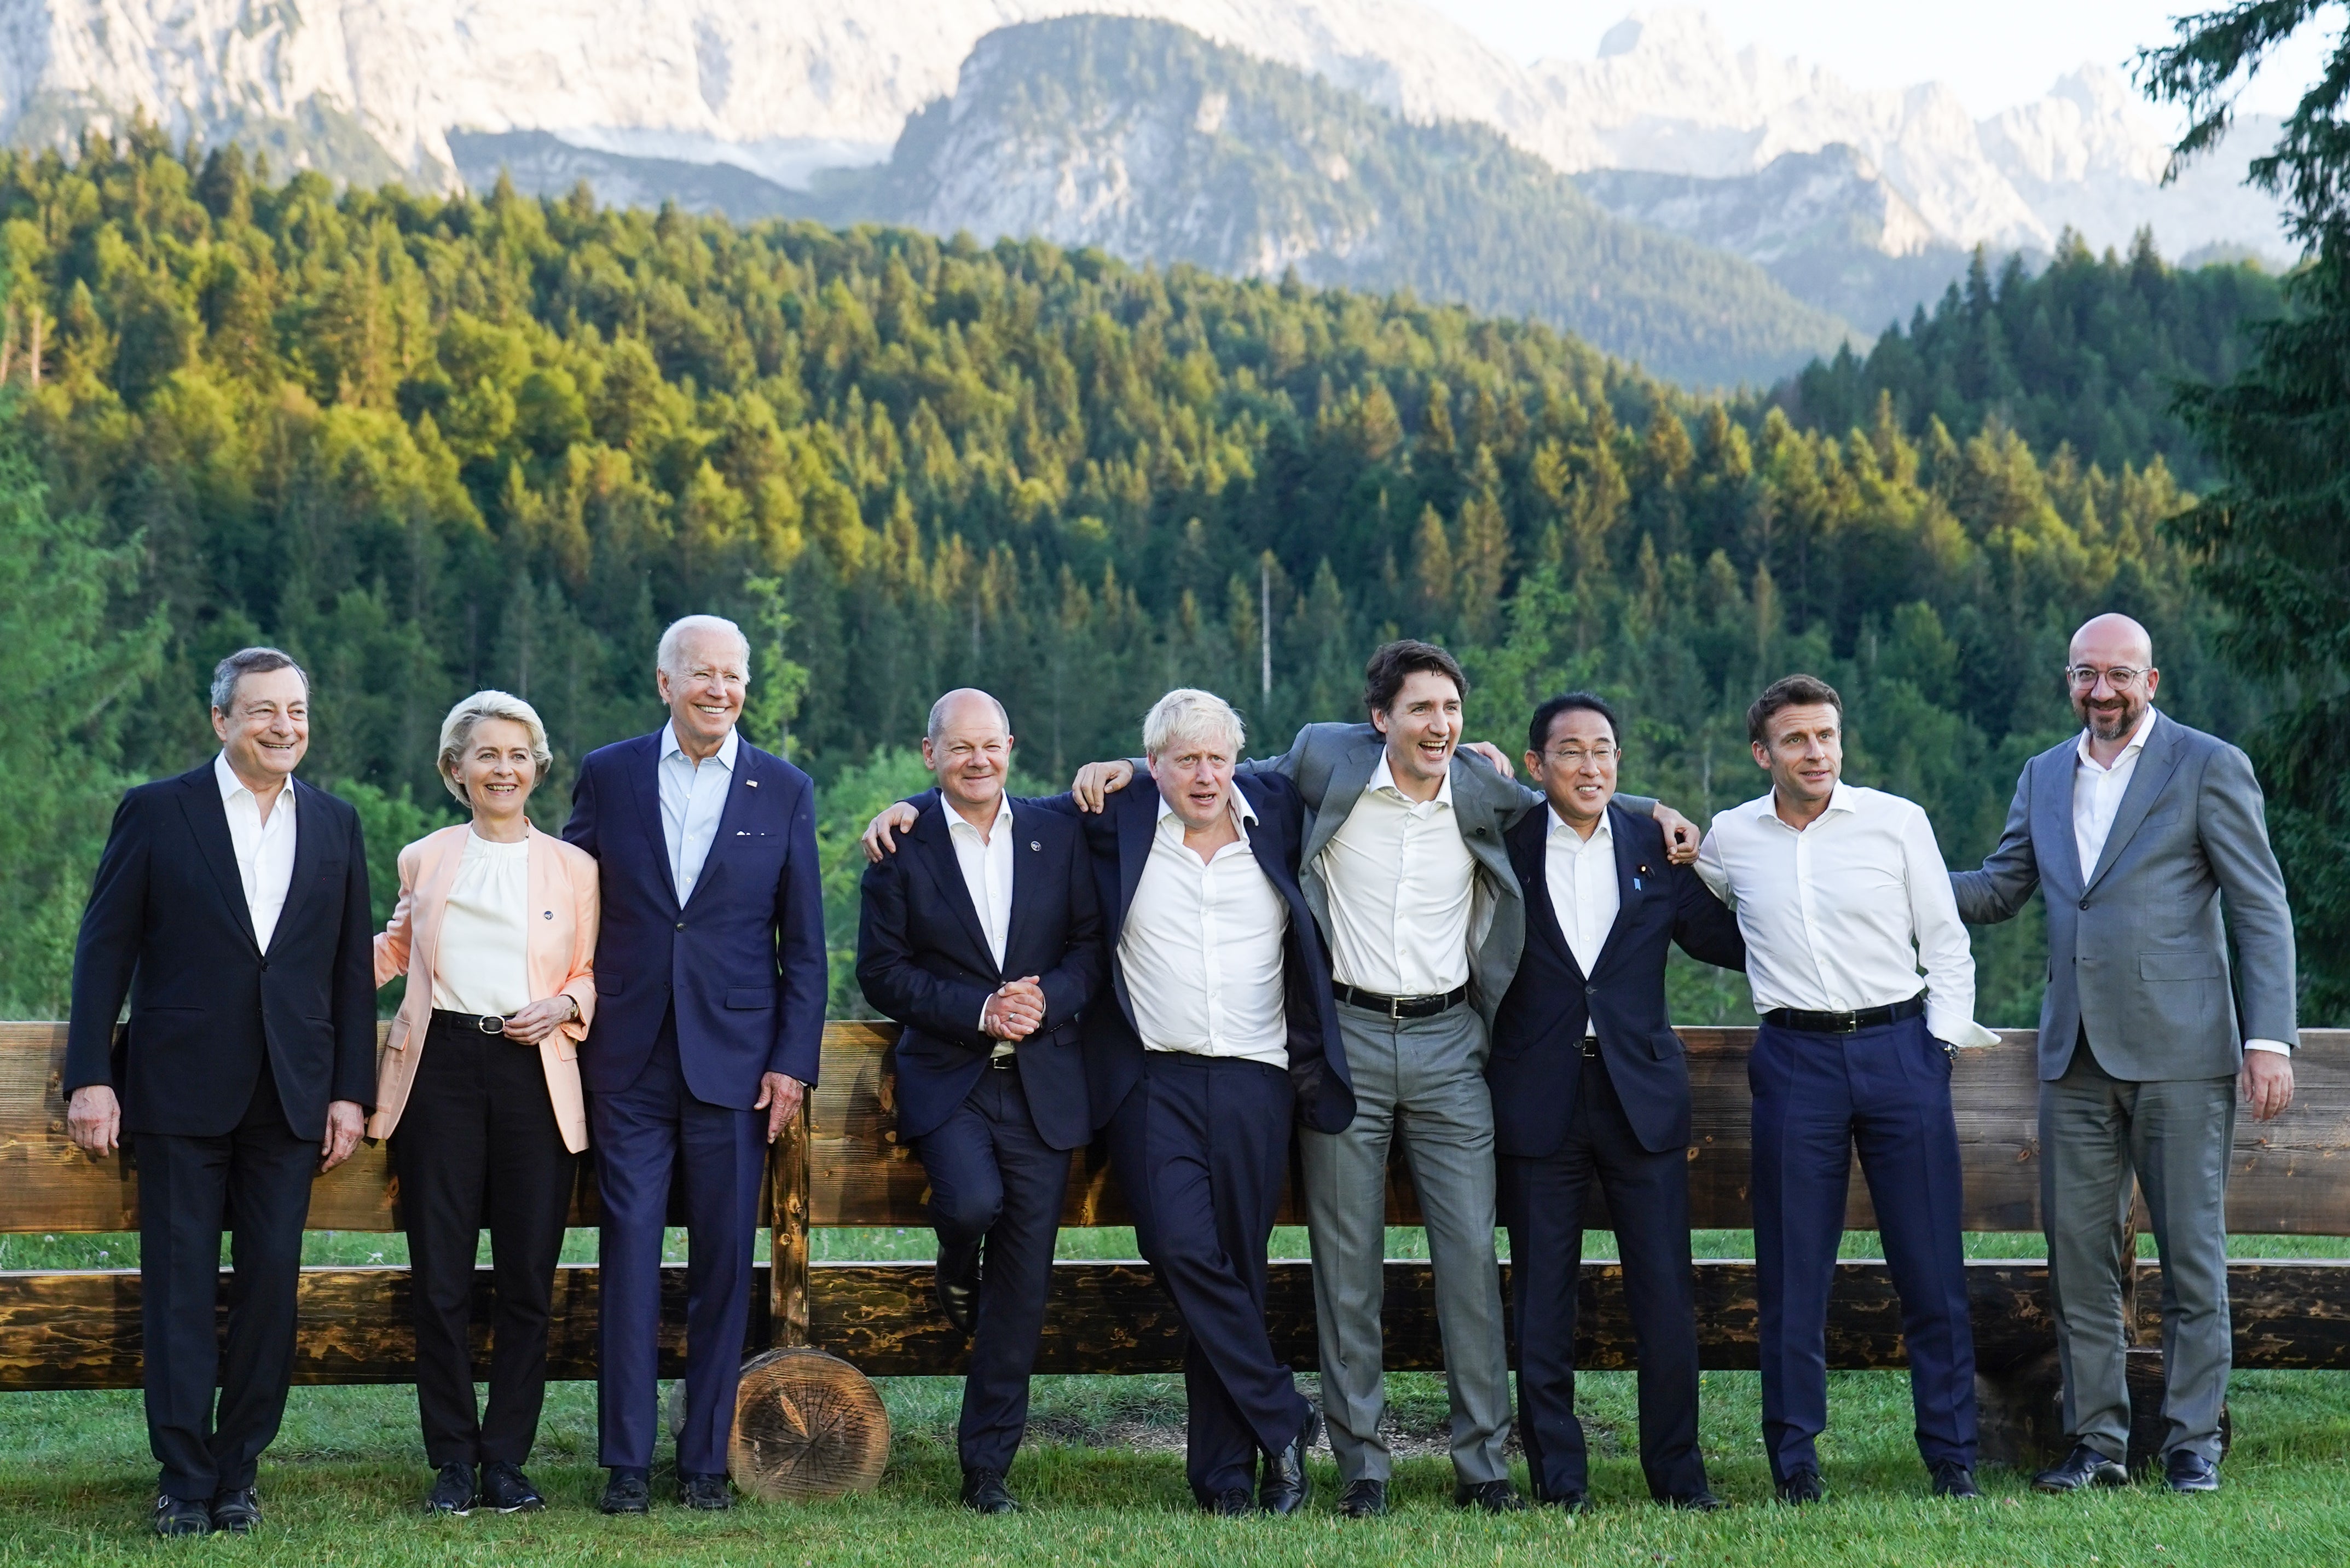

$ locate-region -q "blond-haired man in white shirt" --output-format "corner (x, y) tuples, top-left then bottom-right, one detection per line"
(1697, 674), (1997, 1507)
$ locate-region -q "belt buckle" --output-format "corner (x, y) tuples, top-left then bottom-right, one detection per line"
(476, 1014), (505, 1035)
(1390, 995), (1406, 1022)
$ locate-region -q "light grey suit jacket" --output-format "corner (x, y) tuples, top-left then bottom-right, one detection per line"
(1242, 722), (1655, 1031)
(1950, 709), (2297, 1082)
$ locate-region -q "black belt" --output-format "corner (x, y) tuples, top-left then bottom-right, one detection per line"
(1762, 994), (1924, 1034)
(431, 1008), (510, 1035)
(988, 1053), (1017, 1071)
(1333, 981), (1469, 1021)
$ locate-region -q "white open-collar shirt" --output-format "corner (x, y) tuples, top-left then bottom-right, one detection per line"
(1119, 788), (1290, 1068)
(1544, 805), (1620, 1034)
(1315, 751), (1475, 996)
(657, 720), (737, 904)
(942, 791), (1018, 1051)
(215, 751), (298, 952)
(1697, 780), (1998, 1048)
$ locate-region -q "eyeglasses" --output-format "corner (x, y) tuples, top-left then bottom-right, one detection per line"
(2064, 665), (2149, 690)
(1543, 744), (1618, 766)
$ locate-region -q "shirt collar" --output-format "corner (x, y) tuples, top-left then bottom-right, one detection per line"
(945, 791), (1015, 838)
(215, 751), (292, 808)
(1545, 802), (1613, 846)
(1154, 782), (1259, 831)
(2076, 704), (2158, 773)
(1369, 750), (1454, 809)
(659, 720), (739, 772)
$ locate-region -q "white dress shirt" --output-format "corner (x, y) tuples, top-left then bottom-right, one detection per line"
(2074, 707), (2288, 1057)
(430, 831), (532, 1016)
(942, 792), (1017, 1051)
(214, 752), (298, 952)
(1697, 781), (1998, 1048)
(657, 721), (737, 904)
(1315, 753), (1475, 996)
(1120, 790), (1290, 1068)
(1544, 806), (1621, 1034)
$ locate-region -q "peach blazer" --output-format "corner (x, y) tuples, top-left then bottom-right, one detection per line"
(369, 822), (599, 1153)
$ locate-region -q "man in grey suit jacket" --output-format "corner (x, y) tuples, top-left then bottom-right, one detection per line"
(1951, 613), (2297, 1496)
(1071, 642), (1692, 1517)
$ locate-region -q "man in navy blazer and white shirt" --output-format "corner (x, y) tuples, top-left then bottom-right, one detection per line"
(562, 616), (825, 1514)
(855, 689), (1104, 1515)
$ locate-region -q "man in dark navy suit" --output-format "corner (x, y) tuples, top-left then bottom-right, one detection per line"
(563, 615), (826, 1514)
(65, 648), (376, 1537)
(855, 689), (1104, 1515)
(1490, 692), (1745, 1513)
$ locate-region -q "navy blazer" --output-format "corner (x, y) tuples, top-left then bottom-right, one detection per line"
(855, 790), (1106, 1152)
(1489, 799), (1745, 1157)
(1033, 772), (1355, 1135)
(64, 765), (377, 1139)
(563, 731), (826, 1104)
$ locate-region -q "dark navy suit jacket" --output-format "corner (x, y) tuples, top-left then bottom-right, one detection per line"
(1489, 799), (1745, 1157)
(1033, 772), (1356, 1136)
(563, 731), (826, 1104)
(65, 766), (377, 1139)
(855, 789), (1106, 1152)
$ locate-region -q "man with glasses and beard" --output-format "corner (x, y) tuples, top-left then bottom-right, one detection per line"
(1950, 612), (2297, 1496)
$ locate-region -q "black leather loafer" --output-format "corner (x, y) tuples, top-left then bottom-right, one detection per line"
(1932, 1461), (1982, 1498)
(1259, 1406), (1322, 1514)
(1533, 1484), (1592, 1513)
(1338, 1478), (1387, 1518)
(598, 1468), (651, 1515)
(2163, 1451), (2220, 1493)
(1775, 1469), (1826, 1505)
(209, 1488), (262, 1534)
(2032, 1444), (2127, 1494)
(481, 1461), (544, 1513)
(679, 1471), (732, 1510)
(154, 1496), (213, 1537)
(425, 1462), (477, 1515)
(1667, 1489), (1726, 1512)
(1454, 1479), (1526, 1513)
(961, 1468), (1019, 1514)
(1208, 1487), (1256, 1517)
(936, 1239), (983, 1334)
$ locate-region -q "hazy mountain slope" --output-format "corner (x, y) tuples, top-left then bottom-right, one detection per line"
(783, 18), (1854, 387)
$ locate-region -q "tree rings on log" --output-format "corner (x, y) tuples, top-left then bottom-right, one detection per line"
(730, 1346), (892, 1500)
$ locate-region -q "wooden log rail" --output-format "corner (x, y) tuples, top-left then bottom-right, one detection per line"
(2, 1023), (2347, 1393)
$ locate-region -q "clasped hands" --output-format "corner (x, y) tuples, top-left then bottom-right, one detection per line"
(984, 976), (1047, 1042)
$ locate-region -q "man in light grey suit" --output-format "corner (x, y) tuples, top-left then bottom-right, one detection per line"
(1951, 612), (2297, 1496)
(1072, 642), (1695, 1517)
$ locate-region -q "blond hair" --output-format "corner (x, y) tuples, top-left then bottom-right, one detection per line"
(436, 690), (553, 807)
(1142, 688), (1246, 759)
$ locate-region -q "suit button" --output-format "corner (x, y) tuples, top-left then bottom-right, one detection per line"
(2079, 899), (2089, 910)
(675, 921), (686, 930)
(1586, 985), (1597, 995)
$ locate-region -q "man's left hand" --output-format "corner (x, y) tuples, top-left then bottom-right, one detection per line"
(757, 1072), (807, 1144)
(1651, 802), (1700, 866)
(320, 1100), (364, 1172)
(1461, 740), (1513, 777)
(2241, 1051), (2294, 1122)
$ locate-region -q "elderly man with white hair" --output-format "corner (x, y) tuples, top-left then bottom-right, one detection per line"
(562, 615), (826, 1513)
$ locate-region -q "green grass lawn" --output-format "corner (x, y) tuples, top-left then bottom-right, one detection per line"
(5, 1228), (2348, 1564)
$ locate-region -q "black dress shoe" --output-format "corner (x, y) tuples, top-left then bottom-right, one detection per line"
(425, 1462), (477, 1515)
(153, 1496), (212, 1537)
(1338, 1478), (1388, 1518)
(2163, 1451), (2220, 1494)
(1666, 1489), (1726, 1513)
(599, 1469), (651, 1515)
(1532, 1483), (1592, 1513)
(1775, 1469), (1826, 1505)
(481, 1461), (545, 1513)
(1259, 1406), (1322, 1514)
(1208, 1487), (1257, 1517)
(210, 1488), (262, 1534)
(936, 1238), (982, 1334)
(961, 1468), (1020, 1515)
(2032, 1444), (2127, 1494)
(1931, 1461), (1982, 1499)
(679, 1471), (732, 1510)
(1454, 1479), (1527, 1513)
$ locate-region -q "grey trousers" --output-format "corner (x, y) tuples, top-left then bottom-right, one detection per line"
(2043, 1037), (2237, 1462)
(1301, 998), (1512, 1484)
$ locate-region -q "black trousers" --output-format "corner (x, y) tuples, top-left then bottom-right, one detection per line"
(136, 1065), (315, 1499)
(910, 1064), (1069, 1476)
(1499, 1046), (1707, 1503)
(1105, 1051), (1305, 1502)
(390, 1013), (578, 1468)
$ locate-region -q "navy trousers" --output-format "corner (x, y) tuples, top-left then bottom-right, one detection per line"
(1749, 1015), (1977, 1482)
(1500, 1047), (1706, 1503)
(588, 1011), (765, 1476)
(1105, 1051), (1306, 1502)
(911, 1064), (1069, 1476)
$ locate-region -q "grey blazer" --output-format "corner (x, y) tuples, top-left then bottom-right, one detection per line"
(1242, 722), (1654, 1030)
(1950, 709), (2297, 1081)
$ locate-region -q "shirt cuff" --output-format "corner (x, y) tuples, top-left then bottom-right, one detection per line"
(1928, 1005), (2001, 1050)
(2245, 1038), (2292, 1056)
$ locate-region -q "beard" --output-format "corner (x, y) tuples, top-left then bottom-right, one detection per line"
(2078, 694), (2145, 742)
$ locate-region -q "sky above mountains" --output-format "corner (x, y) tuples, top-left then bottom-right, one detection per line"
(1428, 1), (2332, 120)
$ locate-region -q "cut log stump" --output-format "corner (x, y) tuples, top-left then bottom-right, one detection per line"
(729, 1346), (892, 1500)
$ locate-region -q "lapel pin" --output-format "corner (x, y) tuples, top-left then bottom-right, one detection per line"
(1029, 840), (1041, 851)
(543, 910), (554, 919)
(745, 779), (758, 788)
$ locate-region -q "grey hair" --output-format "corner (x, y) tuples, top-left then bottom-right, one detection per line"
(436, 690), (553, 808)
(1142, 688), (1245, 759)
(210, 647), (310, 715)
(656, 614), (750, 678)
(927, 688), (1011, 746)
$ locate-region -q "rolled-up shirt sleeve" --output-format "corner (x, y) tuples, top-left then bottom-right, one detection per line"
(1694, 830), (1734, 909)
(1900, 802), (1999, 1048)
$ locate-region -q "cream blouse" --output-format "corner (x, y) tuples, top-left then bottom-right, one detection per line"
(429, 831), (532, 1016)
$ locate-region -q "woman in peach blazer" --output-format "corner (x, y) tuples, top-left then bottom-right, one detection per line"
(372, 690), (597, 1518)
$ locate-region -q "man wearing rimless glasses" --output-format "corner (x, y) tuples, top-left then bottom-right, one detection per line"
(1949, 612), (2298, 1497)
